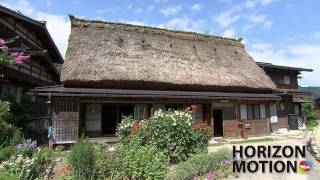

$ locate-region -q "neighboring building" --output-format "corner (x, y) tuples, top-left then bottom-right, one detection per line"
(29, 16), (310, 144)
(299, 86), (320, 110)
(257, 62), (313, 130)
(0, 5), (63, 116)
(0, 5), (63, 96)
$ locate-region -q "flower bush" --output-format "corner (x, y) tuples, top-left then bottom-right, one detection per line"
(0, 37), (29, 64)
(191, 121), (213, 154)
(116, 109), (213, 163)
(148, 109), (195, 163)
(0, 147), (53, 179)
(15, 139), (38, 157)
(117, 115), (135, 143)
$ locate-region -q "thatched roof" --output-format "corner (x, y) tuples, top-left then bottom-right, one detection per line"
(61, 16), (276, 92)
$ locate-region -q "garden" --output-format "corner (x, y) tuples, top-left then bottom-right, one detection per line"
(62, 109), (233, 179)
(0, 103), (233, 179)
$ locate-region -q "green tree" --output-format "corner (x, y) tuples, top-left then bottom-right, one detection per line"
(302, 96), (315, 117)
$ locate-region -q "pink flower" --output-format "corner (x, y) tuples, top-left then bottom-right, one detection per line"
(208, 171), (213, 180)
(11, 52), (19, 57)
(214, 171), (221, 177)
(0, 38), (5, 47)
(14, 52), (30, 65)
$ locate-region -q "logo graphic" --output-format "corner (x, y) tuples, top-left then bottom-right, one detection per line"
(298, 160), (314, 174)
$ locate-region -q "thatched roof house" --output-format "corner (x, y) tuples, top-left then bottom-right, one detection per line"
(61, 16), (276, 92)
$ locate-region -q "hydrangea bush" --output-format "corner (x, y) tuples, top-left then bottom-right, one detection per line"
(0, 37), (30, 64)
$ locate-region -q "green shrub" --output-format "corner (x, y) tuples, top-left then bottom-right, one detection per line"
(1, 96), (30, 128)
(10, 129), (23, 146)
(306, 116), (319, 131)
(191, 121), (213, 154)
(117, 115), (135, 143)
(0, 146), (15, 162)
(147, 110), (194, 163)
(95, 144), (118, 179)
(0, 100), (15, 145)
(115, 143), (169, 179)
(166, 148), (231, 180)
(69, 138), (96, 179)
(28, 148), (53, 179)
(0, 170), (18, 180)
(117, 109), (213, 163)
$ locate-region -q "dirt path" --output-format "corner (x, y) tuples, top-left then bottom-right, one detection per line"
(47, 157), (70, 180)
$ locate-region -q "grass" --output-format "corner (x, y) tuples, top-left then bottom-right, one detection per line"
(306, 117), (319, 131)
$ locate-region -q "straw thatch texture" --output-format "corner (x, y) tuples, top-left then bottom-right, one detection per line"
(61, 16), (276, 92)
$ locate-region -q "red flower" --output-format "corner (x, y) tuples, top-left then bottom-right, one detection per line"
(130, 121), (142, 136)
(190, 104), (197, 110)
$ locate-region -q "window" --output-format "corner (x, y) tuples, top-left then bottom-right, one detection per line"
(260, 104), (266, 118)
(194, 104), (203, 122)
(294, 104), (300, 114)
(283, 76), (291, 85)
(240, 104), (247, 119)
(279, 103), (285, 110)
(240, 104), (267, 120)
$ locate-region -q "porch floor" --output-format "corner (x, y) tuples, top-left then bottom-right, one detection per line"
(88, 136), (119, 144)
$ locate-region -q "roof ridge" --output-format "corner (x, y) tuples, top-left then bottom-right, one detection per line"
(69, 15), (244, 45)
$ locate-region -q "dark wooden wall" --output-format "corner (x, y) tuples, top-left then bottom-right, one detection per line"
(263, 68), (299, 90)
(51, 98), (80, 144)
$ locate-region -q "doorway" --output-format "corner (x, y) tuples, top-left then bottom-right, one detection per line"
(213, 110), (223, 137)
(102, 106), (117, 135)
(101, 105), (134, 135)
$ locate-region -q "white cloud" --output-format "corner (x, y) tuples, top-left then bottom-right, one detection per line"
(247, 14), (273, 29)
(125, 20), (146, 26)
(35, 12), (70, 56)
(3, 0), (70, 57)
(213, 6), (241, 27)
(244, 0), (255, 8)
(164, 17), (207, 33)
(15, 0), (35, 15)
(72, 0), (79, 5)
(147, 5), (154, 12)
(160, 5), (182, 16)
(128, 4), (132, 10)
(45, 0), (52, 5)
(97, 9), (106, 14)
(263, 20), (273, 29)
(135, 8), (143, 14)
(154, 0), (169, 3)
(249, 14), (266, 23)
(191, 4), (202, 12)
(217, 0), (232, 3)
(166, 17), (189, 30)
(222, 29), (236, 38)
(259, 0), (276, 6)
(248, 42), (319, 86)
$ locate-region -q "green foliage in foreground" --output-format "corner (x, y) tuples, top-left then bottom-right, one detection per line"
(69, 138), (96, 179)
(166, 148), (231, 180)
(306, 116), (319, 131)
(114, 143), (169, 179)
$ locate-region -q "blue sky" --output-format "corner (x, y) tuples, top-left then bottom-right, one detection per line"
(1, 0), (319, 86)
